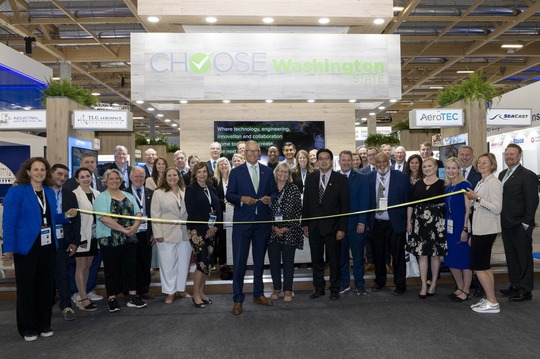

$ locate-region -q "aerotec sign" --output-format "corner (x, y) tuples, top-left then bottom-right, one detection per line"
(131, 33), (401, 101)
(409, 109), (464, 129)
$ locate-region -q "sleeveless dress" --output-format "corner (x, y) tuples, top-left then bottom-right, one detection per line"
(444, 181), (471, 269)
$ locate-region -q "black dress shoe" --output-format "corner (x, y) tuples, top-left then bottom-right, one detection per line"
(393, 287), (406, 296)
(309, 290), (325, 299)
(509, 290), (532, 302)
(329, 292), (340, 301)
(500, 286), (519, 296)
(371, 285), (385, 292)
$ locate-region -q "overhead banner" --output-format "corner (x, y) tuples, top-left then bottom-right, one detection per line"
(131, 33), (401, 101)
(0, 110), (46, 130)
(409, 109), (464, 129)
(72, 110), (133, 131)
(487, 108), (531, 127)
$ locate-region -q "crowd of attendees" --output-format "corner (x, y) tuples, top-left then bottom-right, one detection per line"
(1, 139), (538, 340)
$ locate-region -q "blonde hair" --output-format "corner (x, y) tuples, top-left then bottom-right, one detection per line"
(444, 157), (465, 186)
(213, 157), (231, 182)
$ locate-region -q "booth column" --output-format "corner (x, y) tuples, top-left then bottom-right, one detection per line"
(441, 99), (487, 156)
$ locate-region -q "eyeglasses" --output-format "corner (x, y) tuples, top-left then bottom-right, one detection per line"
(277, 169), (289, 174)
(319, 156), (331, 161)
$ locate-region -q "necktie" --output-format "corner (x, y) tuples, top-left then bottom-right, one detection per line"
(251, 165), (259, 192)
(319, 174), (326, 203)
(502, 169), (513, 184)
(90, 176), (95, 188)
(136, 188), (144, 214)
(181, 170), (185, 176)
(462, 169), (467, 177)
(377, 176), (385, 213)
(397, 164), (401, 171)
(213, 161), (217, 170)
(136, 188), (142, 198)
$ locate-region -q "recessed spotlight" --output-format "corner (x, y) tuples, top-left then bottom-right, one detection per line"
(318, 18), (330, 24)
(361, 117), (368, 122)
(348, 99), (357, 103)
(133, 116), (144, 120)
(157, 113), (164, 117)
(390, 99), (397, 103)
(164, 119), (171, 123)
(456, 70), (474, 74)
(179, 100), (188, 104)
(222, 100), (230, 103)
(147, 16), (159, 23)
(112, 103), (119, 106)
(393, 6), (404, 11)
(369, 112), (376, 116)
(205, 16), (217, 23)
(262, 17), (274, 24)
(501, 44), (523, 49)
(373, 18), (385, 25)
(91, 92), (100, 96)
(378, 106), (385, 110)
(136, 100), (144, 104)
(147, 107), (155, 111)
(307, 99), (315, 103)
(265, 99), (273, 103)
(171, 123), (178, 127)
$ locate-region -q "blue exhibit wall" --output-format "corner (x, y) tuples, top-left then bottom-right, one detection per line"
(0, 145), (30, 198)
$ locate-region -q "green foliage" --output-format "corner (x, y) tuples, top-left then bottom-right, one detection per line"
(364, 133), (400, 148)
(167, 144), (180, 153)
(135, 134), (178, 153)
(392, 120), (409, 131)
(40, 78), (98, 108)
(436, 71), (501, 107)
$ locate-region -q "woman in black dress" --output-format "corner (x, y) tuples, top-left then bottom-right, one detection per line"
(185, 162), (222, 308)
(407, 157), (446, 298)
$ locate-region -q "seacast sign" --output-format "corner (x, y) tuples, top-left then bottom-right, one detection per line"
(72, 110), (133, 131)
(487, 108), (532, 127)
(409, 109), (464, 129)
(131, 33), (402, 101)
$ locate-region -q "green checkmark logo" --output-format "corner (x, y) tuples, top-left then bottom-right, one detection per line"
(189, 52), (212, 74)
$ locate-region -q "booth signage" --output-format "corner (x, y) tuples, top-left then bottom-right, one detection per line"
(131, 33), (402, 101)
(487, 108), (532, 127)
(72, 110), (133, 131)
(355, 126), (392, 141)
(409, 109), (464, 129)
(0, 110), (46, 130)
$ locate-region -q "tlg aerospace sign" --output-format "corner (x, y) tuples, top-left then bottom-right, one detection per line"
(487, 108), (531, 127)
(131, 33), (401, 101)
(409, 109), (464, 129)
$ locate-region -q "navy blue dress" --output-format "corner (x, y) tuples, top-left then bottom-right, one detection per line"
(444, 181), (471, 269)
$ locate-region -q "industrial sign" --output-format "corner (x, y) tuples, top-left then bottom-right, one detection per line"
(0, 110), (46, 130)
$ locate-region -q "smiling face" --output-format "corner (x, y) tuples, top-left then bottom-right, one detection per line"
(52, 167), (69, 188)
(27, 161), (47, 185)
(209, 142), (221, 160)
(375, 153), (390, 175)
(339, 153), (352, 172)
(317, 151), (333, 172)
(275, 165), (290, 184)
(504, 146), (521, 168)
(268, 146), (279, 162)
(352, 154), (361, 169)
(394, 147), (406, 163)
(81, 155), (97, 171)
(189, 156), (199, 168)
(445, 160), (459, 181)
(145, 149), (157, 166)
(283, 145), (296, 160)
(155, 159), (167, 174)
(174, 152), (187, 170)
(165, 168), (180, 187)
(232, 155), (244, 168)
(458, 147), (473, 168)
(477, 155), (494, 175)
(420, 145), (432, 159)
(309, 149), (318, 164)
(297, 153), (308, 169)
(245, 142), (260, 165)
(195, 166), (208, 184)
(130, 168), (146, 188)
(218, 159), (230, 174)
(106, 171), (122, 190)
(76, 169), (93, 187)
(422, 158), (437, 177)
(114, 149), (128, 167)
(409, 157), (420, 173)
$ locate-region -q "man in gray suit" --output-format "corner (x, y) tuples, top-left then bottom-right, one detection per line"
(498, 144), (538, 302)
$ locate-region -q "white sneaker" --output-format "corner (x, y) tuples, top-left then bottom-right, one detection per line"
(87, 291), (103, 301)
(24, 335), (38, 342)
(472, 300), (500, 314)
(470, 298), (486, 309)
(40, 329), (54, 338)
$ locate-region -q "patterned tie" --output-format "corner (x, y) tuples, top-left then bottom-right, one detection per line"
(397, 164), (401, 171)
(251, 165), (259, 192)
(319, 174), (326, 203)
(377, 176), (385, 214)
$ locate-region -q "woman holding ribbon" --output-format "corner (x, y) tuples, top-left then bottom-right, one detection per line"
(185, 162), (222, 308)
(443, 157), (472, 302)
(269, 163), (303, 302)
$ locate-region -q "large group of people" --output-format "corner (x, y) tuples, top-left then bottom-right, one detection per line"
(1, 139), (538, 341)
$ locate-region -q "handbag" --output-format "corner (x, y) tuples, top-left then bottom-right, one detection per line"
(405, 251), (420, 278)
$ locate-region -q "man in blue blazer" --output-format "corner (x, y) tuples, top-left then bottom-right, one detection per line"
(458, 145), (481, 188)
(367, 153), (411, 295)
(337, 151), (370, 295)
(226, 140), (277, 315)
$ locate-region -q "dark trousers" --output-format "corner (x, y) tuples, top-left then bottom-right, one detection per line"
(101, 242), (137, 297)
(370, 220), (406, 289)
(216, 228), (227, 265)
(268, 241), (297, 292)
(55, 238), (72, 310)
(231, 222), (271, 303)
(135, 232), (152, 295)
(69, 248), (102, 294)
(309, 225), (341, 293)
(14, 239), (56, 337)
(340, 228), (367, 289)
(502, 225), (534, 291)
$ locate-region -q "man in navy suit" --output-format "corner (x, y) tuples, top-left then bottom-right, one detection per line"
(99, 145), (132, 189)
(226, 140), (277, 315)
(367, 153), (411, 295)
(358, 147), (379, 174)
(337, 151), (369, 295)
(458, 145), (481, 188)
(303, 148), (350, 301)
(207, 142), (222, 177)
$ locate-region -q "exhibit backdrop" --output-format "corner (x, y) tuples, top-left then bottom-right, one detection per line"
(214, 121), (325, 160)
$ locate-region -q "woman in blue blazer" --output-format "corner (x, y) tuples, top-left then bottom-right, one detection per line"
(1, 158), (58, 341)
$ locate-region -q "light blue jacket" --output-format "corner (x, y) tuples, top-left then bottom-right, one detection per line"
(93, 190), (141, 239)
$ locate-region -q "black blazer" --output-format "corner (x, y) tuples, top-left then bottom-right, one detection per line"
(185, 183), (223, 236)
(302, 170), (350, 236)
(292, 171), (312, 194)
(64, 171), (105, 193)
(498, 165), (539, 228)
(465, 166), (482, 189)
(392, 162), (408, 173)
(98, 162), (132, 189)
(57, 187), (82, 247)
(212, 177), (227, 212)
(124, 186), (154, 239)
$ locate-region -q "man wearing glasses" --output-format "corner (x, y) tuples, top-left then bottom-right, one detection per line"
(359, 147), (379, 174)
(302, 148), (350, 301)
(226, 140), (277, 315)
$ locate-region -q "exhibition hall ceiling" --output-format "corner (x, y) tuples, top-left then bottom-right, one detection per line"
(0, 0), (539, 136)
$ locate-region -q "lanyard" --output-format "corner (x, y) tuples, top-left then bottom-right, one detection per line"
(55, 189), (62, 214)
(35, 190), (48, 226)
(132, 187), (144, 207)
(378, 176), (386, 192)
(203, 187), (214, 212)
(171, 189), (182, 209)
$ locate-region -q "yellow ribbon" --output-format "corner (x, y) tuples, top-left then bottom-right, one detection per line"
(76, 189), (466, 225)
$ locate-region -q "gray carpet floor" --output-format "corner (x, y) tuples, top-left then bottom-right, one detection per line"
(1, 282), (538, 359)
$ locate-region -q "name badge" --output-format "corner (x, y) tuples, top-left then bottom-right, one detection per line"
(447, 219), (454, 234)
(378, 198), (388, 211)
(275, 215), (284, 222)
(208, 214), (217, 228)
(138, 217), (148, 232)
(41, 227), (52, 246)
(91, 223), (97, 239)
(55, 224), (64, 239)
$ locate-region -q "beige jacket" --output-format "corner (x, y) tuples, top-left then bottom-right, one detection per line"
(72, 186), (101, 253)
(150, 188), (188, 243)
(470, 174), (502, 235)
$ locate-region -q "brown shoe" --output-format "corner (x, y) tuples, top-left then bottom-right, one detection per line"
(232, 302), (242, 315)
(141, 292), (155, 300)
(283, 291), (293, 302)
(253, 296), (273, 306)
(164, 294), (175, 304)
(270, 290), (280, 300)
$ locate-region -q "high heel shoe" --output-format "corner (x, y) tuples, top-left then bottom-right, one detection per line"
(202, 298), (213, 305)
(77, 298), (97, 311)
(427, 286), (437, 296)
(192, 298), (206, 308)
(451, 290), (470, 302)
(419, 289), (427, 299)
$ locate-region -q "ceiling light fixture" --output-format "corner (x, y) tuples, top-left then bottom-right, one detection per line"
(373, 18), (385, 25)
(222, 100), (230, 103)
(378, 106), (385, 110)
(393, 6), (404, 11)
(171, 123), (178, 127)
(179, 100), (188, 104)
(389, 99), (398, 103)
(157, 113), (164, 117)
(369, 112), (376, 116)
(205, 16), (217, 23)
(361, 117), (368, 122)
(456, 70), (474, 74)
(307, 99), (315, 103)
(164, 119), (171, 123)
(147, 16), (159, 23)
(91, 92), (100, 96)
(262, 17), (274, 24)
(265, 99), (273, 103)
(348, 99), (357, 103)
(147, 107), (155, 111)
(501, 44), (523, 49)
(135, 100), (144, 104)
(318, 18), (330, 25)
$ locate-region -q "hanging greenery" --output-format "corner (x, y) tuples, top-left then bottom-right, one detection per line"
(40, 78), (98, 108)
(364, 133), (400, 148)
(135, 134), (178, 152)
(436, 71), (501, 107)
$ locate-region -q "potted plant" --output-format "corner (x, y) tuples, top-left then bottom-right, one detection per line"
(40, 78), (98, 108)
(364, 133), (400, 148)
(436, 71), (501, 107)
